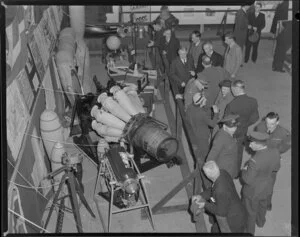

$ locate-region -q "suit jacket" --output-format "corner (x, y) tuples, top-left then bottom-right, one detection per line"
(206, 129), (239, 178)
(169, 56), (195, 87)
(233, 8), (249, 48)
(183, 78), (202, 110)
(196, 51), (224, 73)
(214, 91), (234, 121)
(223, 43), (243, 76)
(254, 121), (291, 154)
(248, 11), (266, 35)
(224, 94), (259, 138)
(241, 148), (281, 199)
(198, 66), (230, 107)
(186, 105), (219, 156)
(161, 35), (180, 65)
(270, 1), (289, 34)
(188, 42), (202, 68)
(201, 169), (247, 233)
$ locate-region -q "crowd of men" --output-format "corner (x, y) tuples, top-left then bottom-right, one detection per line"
(147, 3), (291, 235)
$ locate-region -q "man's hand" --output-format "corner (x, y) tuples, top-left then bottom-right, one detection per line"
(175, 94), (183, 99)
(190, 71), (196, 76)
(148, 40), (154, 47)
(248, 25), (252, 29)
(231, 74), (236, 78)
(212, 105), (219, 113)
(253, 27), (257, 31)
(181, 82), (186, 87)
(162, 50), (167, 55)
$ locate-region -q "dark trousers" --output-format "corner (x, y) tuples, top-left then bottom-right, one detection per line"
(272, 34), (291, 70)
(236, 136), (246, 177)
(267, 172), (277, 208)
(242, 196), (268, 235)
(245, 37), (260, 63)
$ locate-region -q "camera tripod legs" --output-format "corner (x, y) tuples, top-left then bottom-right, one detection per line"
(42, 169), (95, 233)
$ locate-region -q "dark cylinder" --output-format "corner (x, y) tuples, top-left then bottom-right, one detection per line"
(125, 114), (178, 162)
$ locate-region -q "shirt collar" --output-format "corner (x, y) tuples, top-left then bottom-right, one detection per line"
(195, 41), (200, 47)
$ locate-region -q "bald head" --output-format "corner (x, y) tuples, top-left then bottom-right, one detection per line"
(202, 161), (220, 182)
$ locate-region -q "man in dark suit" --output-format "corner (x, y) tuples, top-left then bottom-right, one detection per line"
(272, 20), (292, 72)
(254, 112), (291, 210)
(169, 46), (195, 94)
(245, 2), (266, 63)
(206, 114), (240, 179)
(233, 4), (251, 53)
(270, 0), (289, 36)
(241, 131), (281, 235)
(196, 40), (223, 74)
(192, 161), (247, 233)
(197, 55), (230, 107)
(224, 80), (259, 176)
(161, 28), (180, 73)
(148, 22), (165, 72)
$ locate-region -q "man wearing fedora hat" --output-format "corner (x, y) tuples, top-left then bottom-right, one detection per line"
(241, 131), (281, 235)
(183, 77), (208, 111)
(214, 79), (234, 121)
(206, 114), (240, 179)
(245, 2), (266, 63)
(186, 92), (219, 160)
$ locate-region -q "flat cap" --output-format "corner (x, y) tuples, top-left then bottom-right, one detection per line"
(220, 114), (240, 127)
(248, 131), (270, 141)
(219, 79), (232, 88)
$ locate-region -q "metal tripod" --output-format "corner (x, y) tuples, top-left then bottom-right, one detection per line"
(42, 161), (96, 233)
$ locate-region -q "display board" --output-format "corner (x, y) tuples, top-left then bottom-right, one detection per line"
(6, 5), (66, 233)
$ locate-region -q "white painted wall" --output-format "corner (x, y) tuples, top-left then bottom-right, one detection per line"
(106, 3), (293, 33)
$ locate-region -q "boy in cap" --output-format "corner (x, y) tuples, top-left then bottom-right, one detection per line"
(241, 131), (281, 235)
(254, 112), (291, 210)
(192, 161), (247, 233)
(186, 93), (219, 160)
(206, 114), (240, 179)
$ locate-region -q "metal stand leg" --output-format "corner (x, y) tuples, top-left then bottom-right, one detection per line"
(42, 173), (68, 232)
(74, 175), (95, 218)
(67, 171), (83, 233)
(108, 184), (114, 232)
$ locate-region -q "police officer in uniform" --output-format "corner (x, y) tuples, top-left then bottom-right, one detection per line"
(241, 131), (281, 235)
(254, 112), (291, 210)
